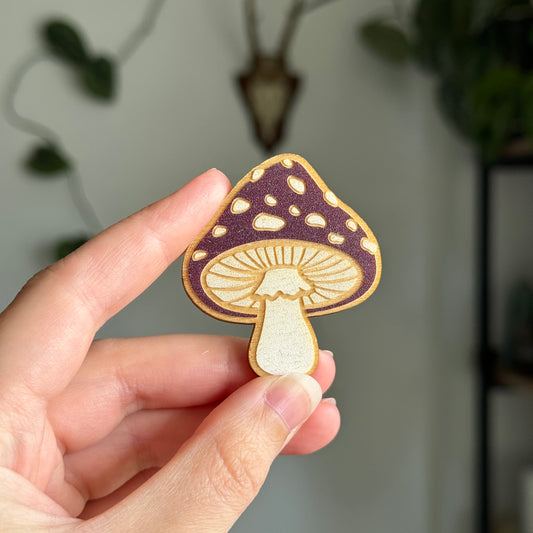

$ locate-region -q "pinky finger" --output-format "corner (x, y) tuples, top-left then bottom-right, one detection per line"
(281, 399), (340, 455)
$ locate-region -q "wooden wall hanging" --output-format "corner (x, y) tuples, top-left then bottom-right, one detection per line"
(236, 0), (310, 152)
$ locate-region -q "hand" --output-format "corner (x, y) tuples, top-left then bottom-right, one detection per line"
(0, 169), (340, 532)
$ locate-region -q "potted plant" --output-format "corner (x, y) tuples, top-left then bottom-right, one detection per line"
(358, 0), (533, 161)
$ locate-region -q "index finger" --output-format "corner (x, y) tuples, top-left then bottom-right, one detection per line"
(0, 169), (230, 399)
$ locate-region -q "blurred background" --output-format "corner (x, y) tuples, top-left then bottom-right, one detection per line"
(1, 1), (532, 532)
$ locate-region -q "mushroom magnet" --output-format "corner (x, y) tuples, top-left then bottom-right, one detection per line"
(182, 154), (381, 376)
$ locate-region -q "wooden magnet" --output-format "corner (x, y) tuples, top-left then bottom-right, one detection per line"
(182, 154), (382, 376)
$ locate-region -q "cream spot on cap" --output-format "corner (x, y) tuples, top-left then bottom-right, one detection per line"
(328, 233), (345, 245)
(346, 219), (358, 232)
(324, 190), (338, 206)
(192, 250), (207, 261)
(289, 205), (301, 216)
(287, 176), (306, 195)
(253, 213), (286, 232)
(231, 198), (251, 214)
(361, 238), (378, 254)
(282, 158), (294, 168)
(305, 213), (327, 228)
(251, 168), (265, 182)
(212, 225), (228, 237)
(264, 194), (278, 206)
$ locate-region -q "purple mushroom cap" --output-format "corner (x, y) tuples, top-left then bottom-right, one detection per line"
(182, 154), (381, 323)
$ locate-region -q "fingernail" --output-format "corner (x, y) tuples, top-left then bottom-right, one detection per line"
(265, 374), (322, 431)
(320, 349), (334, 359)
(323, 397), (337, 406)
(204, 168), (225, 180)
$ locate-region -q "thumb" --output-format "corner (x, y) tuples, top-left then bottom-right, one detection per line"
(90, 374), (322, 533)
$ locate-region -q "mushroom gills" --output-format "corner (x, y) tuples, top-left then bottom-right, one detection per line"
(254, 267), (311, 298)
(250, 267), (318, 375)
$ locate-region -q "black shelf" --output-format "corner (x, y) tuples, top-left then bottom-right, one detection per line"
(493, 368), (533, 391)
(475, 152), (533, 533)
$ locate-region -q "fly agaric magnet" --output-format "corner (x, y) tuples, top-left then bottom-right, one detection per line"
(182, 154), (381, 376)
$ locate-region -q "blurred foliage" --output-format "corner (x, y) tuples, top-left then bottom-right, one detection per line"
(42, 19), (116, 100)
(55, 236), (89, 260)
(43, 20), (90, 65)
(25, 144), (71, 175)
(81, 56), (115, 100)
(6, 4), (164, 261)
(359, 19), (410, 64)
(358, 0), (533, 160)
(523, 74), (533, 139)
(18, 18), (116, 258)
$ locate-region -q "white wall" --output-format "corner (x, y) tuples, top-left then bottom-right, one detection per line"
(1, 1), (532, 532)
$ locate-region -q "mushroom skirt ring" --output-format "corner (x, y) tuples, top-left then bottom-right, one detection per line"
(182, 154), (382, 376)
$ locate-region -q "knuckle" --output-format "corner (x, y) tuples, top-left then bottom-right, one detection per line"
(133, 214), (174, 266)
(18, 264), (57, 294)
(27, 258), (100, 324)
(207, 436), (266, 507)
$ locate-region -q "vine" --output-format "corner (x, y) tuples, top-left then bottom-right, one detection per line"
(4, 0), (166, 258)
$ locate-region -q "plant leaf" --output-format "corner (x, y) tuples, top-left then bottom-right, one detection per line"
(436, 77), (471, 137)
(411, 38), (442, 72)
(522, 75), (533, 141)
(42, 20), (89, 65)
(25, 144), (71, 175)
(80, 56), (116, 100)
(468, 67), (523, 160)
(470, 0), (505, 31)
(413, 0), (450, 43)
(55, 236), (89, 260)
(358, 18), (410, 64)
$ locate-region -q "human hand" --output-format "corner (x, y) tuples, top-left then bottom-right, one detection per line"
(0, 169), (340, 532)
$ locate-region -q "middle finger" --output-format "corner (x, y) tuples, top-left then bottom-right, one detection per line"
(48, 335), (336, 453)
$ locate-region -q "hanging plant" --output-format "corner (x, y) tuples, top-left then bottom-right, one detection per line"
(358, 0), (533, 161)
(25, 143), (72, 174)
(42, 20), (118, 100)
(4, 0), (166, 259)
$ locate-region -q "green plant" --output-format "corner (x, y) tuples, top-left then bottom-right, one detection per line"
(4, 1), (165, 259)
(358, 0), (533, 161)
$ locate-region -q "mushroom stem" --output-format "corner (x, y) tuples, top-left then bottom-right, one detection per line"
(250, 297), (318, 375)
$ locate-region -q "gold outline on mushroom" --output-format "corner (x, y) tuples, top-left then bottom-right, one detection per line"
(183, 154), (381, 322)
(324, 190), (338, 206)
(328, 232), (345, 245)
(305, 213), (327, 228)
(289, 205), (301, 216)
(182, 153), (382, 377)
(287, 175), (306, 195)
(252, 213), (286, 232)
(201, 239), (363, 375)
(264, 194), (278, 206)
(361, 237), (378, 254)
(346, 219), (358, 232)
(231, 198), (251, 214)
(212, 225), (228, 237)
(192, 250), (207, 261)
(251, 168), (265, 182)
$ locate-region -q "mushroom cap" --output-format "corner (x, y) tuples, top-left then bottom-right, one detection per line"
(182, 154), (381, 323)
